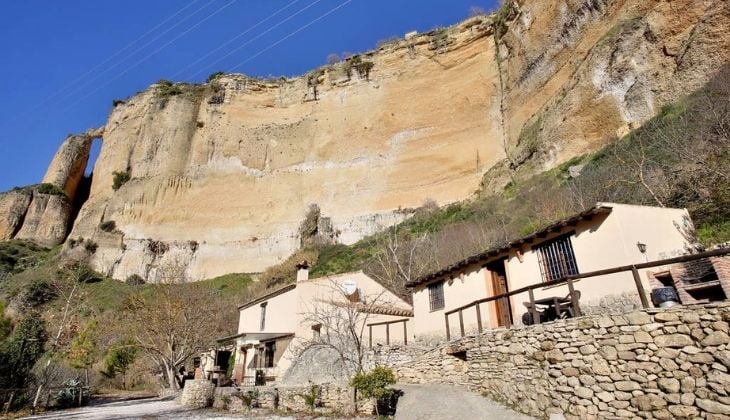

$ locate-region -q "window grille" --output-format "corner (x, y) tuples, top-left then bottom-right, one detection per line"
(536, 234), (579, 282)
(428, 281), (445, 311)
(259, 302), (267, 331)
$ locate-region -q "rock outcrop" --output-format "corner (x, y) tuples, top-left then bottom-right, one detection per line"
(42, 129), (101, 202)
(0, 188), (73, 247)
(2, 0), (729, 280)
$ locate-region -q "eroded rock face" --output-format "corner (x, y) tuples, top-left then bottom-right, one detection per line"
(0, 189), (72, 247)
(42, 131), (98, 202)
(0, 190), (33, 240)
(11, 0), (729, 281)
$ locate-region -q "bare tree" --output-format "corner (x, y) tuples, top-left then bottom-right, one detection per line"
(121, 260), (223, 390)
(32, 263), (92, 410)
(365, 226), (436, 295)
(291, 279), (391, 375)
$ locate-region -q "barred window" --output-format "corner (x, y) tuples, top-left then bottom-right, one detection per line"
(428, 281), (445, 311)
(536, 234), (579, 282)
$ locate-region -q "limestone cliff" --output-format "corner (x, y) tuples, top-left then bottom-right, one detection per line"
(3, 0), (728, 281)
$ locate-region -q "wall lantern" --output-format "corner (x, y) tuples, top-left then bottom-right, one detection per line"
(636, 242), (647, 254)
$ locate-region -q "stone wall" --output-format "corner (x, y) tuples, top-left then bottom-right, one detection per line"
(372, 303), (730, 419)
(212, 383), (373, 415)
(179, 379), (214, 408)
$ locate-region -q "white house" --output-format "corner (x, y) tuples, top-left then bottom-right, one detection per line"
(407, 203), (703, 341)
(223, 265), (412, 385)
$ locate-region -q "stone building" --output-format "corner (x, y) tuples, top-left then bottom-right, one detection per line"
(406, 203), (726, 341)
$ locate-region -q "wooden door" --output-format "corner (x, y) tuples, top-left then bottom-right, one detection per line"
(489, 261), (512, 327)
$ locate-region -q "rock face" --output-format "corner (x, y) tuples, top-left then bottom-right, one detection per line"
(42, 131), (98, 202)
(0, 188), (73, 247)
(3, 0), (729, 280)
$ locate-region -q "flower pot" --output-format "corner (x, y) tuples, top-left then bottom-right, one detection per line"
(651, 286), (680, 308)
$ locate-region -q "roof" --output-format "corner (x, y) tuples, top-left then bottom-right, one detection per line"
(406, 205), (614, 288)
(237, 283), (297, 310)
(217, 332), (294, 343)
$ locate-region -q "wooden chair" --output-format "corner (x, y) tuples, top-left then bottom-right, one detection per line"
(558, 290), (581, 318)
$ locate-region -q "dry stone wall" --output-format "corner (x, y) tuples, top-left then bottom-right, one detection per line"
(180, 379), (214, 408)
(212, 383), (373, 415)
(373, 303), (730, 419)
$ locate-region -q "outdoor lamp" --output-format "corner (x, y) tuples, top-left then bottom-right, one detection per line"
(636, 242), (647, 254)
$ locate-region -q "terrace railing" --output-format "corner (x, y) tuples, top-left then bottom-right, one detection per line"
(367, 318), (410, 348)
(444, 247), (730, 341)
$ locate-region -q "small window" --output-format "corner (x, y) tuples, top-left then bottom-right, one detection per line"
(536, 234), (579, 282)
(264, 342), (275, 368)
(312, 324), (321, 341)
(259, 302), (267, 331)
(428, 281), (445, 311)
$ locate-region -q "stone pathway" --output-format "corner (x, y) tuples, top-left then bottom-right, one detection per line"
(393, 384), (536, 420)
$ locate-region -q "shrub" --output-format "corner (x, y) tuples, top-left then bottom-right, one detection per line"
(72, 262), (102, 283)
(125, 274), (146, 286)
(354, 61), (375, 81)
(302, 385), (319, 411)
(112, 171), (130, 191)
(112, 99), (126, 107)
(99, 220), (116, 232)
(23, 279), (57, 307)
(84, 240), (98, 254)
(36, 183), (66, 196)
(146, 240), (168, 256)
(206, 71), (225, 83)
(156, 80), (184, 97)
(55, 378), (90, 408)
(351, 366), (397, 416)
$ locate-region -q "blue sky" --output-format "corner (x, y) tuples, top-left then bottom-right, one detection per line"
(0, 0), (498, 192)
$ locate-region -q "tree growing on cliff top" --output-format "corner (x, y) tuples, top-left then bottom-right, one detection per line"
(121, 260), (223, 390)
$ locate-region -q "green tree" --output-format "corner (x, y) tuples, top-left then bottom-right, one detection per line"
(0, 312), (47, 409)
(350, 366), (396, 416)
(66, 320), (98, 385)
(101, 340), (137, 390)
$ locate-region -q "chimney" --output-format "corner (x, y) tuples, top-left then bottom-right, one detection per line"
(296, 260), (310, 282)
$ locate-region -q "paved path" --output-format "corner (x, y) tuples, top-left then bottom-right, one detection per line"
(393, 384), (536, 420)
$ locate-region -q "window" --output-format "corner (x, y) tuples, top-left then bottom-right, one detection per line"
(259, 302), (267, 331)
(428, 281), (445, 311)
(536, 234), (579, 282)
(264, 342), (275, 368)
(312, 324), (322, 341)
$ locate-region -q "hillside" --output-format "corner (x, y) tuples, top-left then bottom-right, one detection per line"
(0, 0), (728, 283)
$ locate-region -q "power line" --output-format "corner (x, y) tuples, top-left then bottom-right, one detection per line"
(171, 0), (303, 81)
(29, 0), (205, 112)
(230, 0), (355, 72)
(187, 0), (327, 81)
(52, 0), (219, 108)
(66, 0), (237, 110)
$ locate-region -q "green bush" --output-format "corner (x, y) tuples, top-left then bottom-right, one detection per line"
(22, 279), (57, 307)
(84, 241), (98, 254)
(125, 274), (145, 286)
(302, 385), (319, 411)
(36, 183), (66, 196)
(206, 71), (225, 83)
(99, 220), (116, 232)
(112, 171), (130, 191)
(351, 366), (396, 415)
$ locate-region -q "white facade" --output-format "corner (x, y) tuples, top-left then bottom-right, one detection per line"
(410, 203), (695, 341)
(229, 270), (412, 385)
